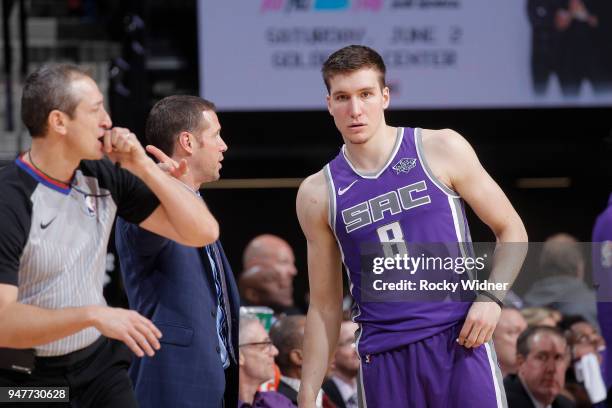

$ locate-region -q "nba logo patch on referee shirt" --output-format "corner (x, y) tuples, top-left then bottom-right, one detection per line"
(84, 196), (97, 217)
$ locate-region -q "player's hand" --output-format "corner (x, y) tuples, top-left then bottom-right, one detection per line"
(457, 301), (501, 349)
(103, 127), (148, 172)
(89, 306), (162, 357)
(146, 145), (189, 179)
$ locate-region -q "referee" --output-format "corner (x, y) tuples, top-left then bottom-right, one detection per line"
(0, 64), (219, 406)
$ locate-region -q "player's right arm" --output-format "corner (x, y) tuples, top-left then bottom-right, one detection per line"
(0, 201), (161, 357)
(296, 171), (344, 408)
(0, 285), (161, 357)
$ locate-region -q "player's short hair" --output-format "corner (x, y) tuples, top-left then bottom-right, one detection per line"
(269, 315), (305, 373)
(21, 64), (92, 138)
(516, 325), (566, 358)
(145, 95), (216, 156)
(321, 45), (386, 92)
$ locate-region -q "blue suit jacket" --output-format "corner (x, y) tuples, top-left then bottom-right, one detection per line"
(115, 217), (240, 408)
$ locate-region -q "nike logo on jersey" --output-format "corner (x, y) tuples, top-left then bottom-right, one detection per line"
(40, 217), (56, 229)
(338, 180), (358, 196)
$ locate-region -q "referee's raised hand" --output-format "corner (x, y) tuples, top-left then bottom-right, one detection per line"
(103, 127), (150, 176)
(88, 306), (162, 357)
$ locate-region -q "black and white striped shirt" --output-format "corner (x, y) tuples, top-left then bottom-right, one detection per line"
(0, 155), (158, 356)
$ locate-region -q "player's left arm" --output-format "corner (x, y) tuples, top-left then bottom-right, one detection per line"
(423, 128), (528, 348)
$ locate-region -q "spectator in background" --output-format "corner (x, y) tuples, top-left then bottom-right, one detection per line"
(552, 309), (564, 325)
(322, 321), (360, 408)
(559, 315), (608, 407)
(592, 193), (612, 389)
(269, 315), (325, 407)
(524, 233), (598, 328)
(505, 326), (575, 408)
(239, 314), (294, 408)
(239, 234), (300, 316)
(493, 307), (529, 377)
(560, 316), (605, 362)
(522, 307), (561, 327)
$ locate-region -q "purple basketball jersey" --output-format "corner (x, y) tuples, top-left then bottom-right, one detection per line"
(592, 193), (612, 388)
(325, 127), (473, 355)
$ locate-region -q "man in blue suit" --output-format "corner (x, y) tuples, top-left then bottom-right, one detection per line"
(115, 95), (240, 408)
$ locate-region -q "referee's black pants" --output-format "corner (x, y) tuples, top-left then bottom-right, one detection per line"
(0, 336), (138, 407)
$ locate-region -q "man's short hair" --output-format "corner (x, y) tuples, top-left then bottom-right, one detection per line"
(145, 95), (216, 156)
(269, 315), (305, 373)
(239, 312), (261, 345)
(558, 315), (589, 332)
(321, 45), (386, 92)
(521, 306), (557, 327)
(21, 64), (92, 137)
(516, 325), (566, 358)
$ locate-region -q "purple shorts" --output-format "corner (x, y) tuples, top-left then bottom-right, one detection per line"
(357, 324), (507, 408)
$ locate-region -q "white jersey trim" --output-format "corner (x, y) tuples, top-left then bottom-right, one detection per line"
(358, 359), (368, 408)
(323, 164), (362, 357)
(324, 165), (337, 234)
(415, 128), (460, 198)
(485, 341), (508, 408)
(341, 127), (404, 180)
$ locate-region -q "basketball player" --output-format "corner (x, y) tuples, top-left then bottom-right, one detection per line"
(297, 45), (528, 407)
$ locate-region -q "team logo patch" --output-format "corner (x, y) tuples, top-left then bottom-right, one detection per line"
(392, 158), (416, 174)
(602, 241), (612, 268)
(84, 196), (97, 217)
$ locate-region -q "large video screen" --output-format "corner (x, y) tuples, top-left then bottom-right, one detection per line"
(198, 0), (612, 110)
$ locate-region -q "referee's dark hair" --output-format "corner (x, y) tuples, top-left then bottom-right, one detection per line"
(516, 325), (566, 357)
(21, 64), (92, 138)
(145, 95), (216, 156)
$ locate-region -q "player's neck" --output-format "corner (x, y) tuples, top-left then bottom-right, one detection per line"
(27, 138), (79, 183)
(343, 125), (397, 173)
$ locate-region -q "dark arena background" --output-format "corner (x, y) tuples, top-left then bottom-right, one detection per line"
(1, 0), (611, 310)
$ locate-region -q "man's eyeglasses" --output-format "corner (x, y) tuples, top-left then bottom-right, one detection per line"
(239, 339), (274, 352)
